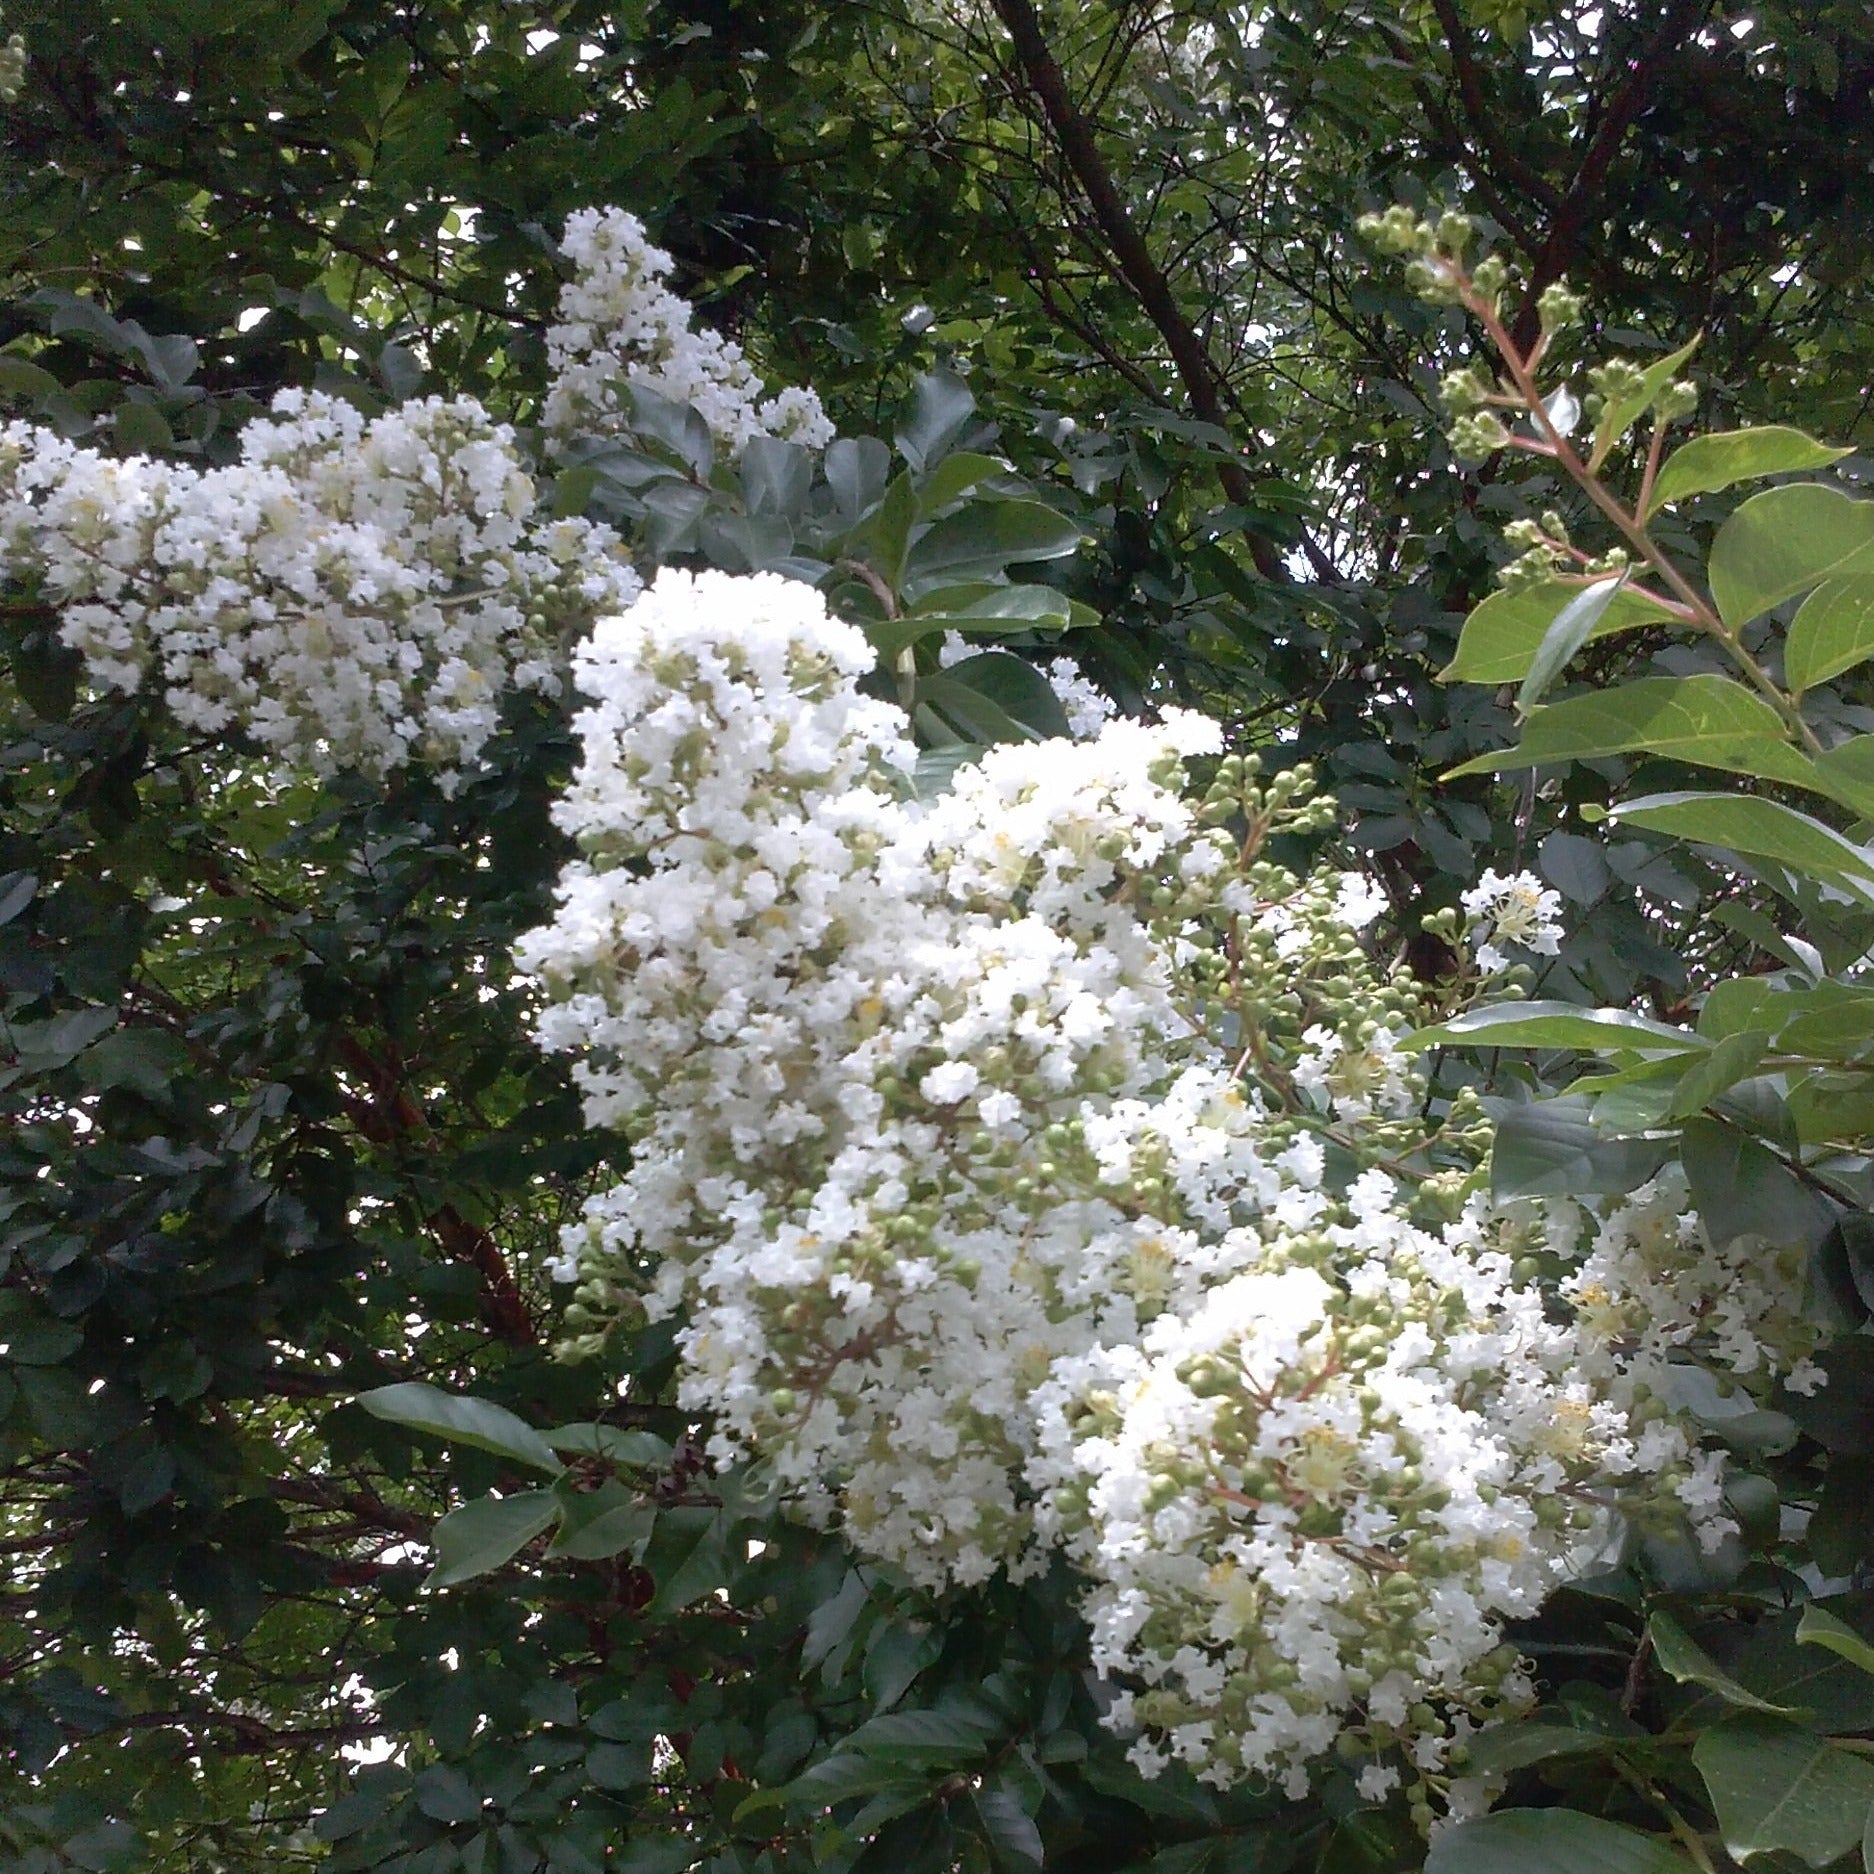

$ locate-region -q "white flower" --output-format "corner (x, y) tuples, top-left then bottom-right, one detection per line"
(516, 563), (1757, 1799)
(1461, 869), (1562, 975)
(545, 207), (833, 458)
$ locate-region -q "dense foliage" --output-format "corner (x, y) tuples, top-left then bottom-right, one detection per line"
(7, 5), (1874, 1874)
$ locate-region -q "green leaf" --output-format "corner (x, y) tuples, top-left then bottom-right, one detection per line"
(1648, 1610), (1805, 1714)
(612, 1836), (693, 1874)
(1680, 1115), (1834, 1252)
(1811, 737), (1874, 820)
(1798, 1606), (1874, 1678)
(1460, 1721), (1625, 1776)
(1709, 484), (1874, 629)
(1647, 426), (1852, 518)
(1694, 1715), (1874, 1868)
(902, 500), (1082, 594)
(0, 353), (63, 402)
(1445, 675), (1800, 780)
(543, 1423), (672, 1466)
(111, 400), (172, 454)
(1440, 580), (1681, 685)
(0, 870), (34, 926)
(918, 655), (1070, 744)
(1666, 1028), (1770, 1118)
(1588, 334), (1702, 473)
(895, 368), (976, 471)
(414, 1764), (483, 1824)
(916, 451), (1011, 516)
(643, 1507), (730, 1616)
(1406, 1000), (1706, 1055)
(1608, 791), (1874, 903)
(1517, 575), (1633, 716)
(358, 1382), (563, 1475)
(1425, 1808), (1688, 1874)
(910, 744), (982, 800)
(972, 1786), (1043, 1869)
(1488, 1095), (1669, 1199)
(425, 1489), (557, 1588)
(825, 436), (893, 522)
(1787, 580), (1874, 694)
(740, 436), (814, 517)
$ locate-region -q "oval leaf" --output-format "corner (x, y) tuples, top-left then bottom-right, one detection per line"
(425, 1488), (557, 1589)
(1426, 1808), (1687, 1874)
(1408, 1001), (1706, 1055)
(359, 1381), (563, 1475)
(1649, 1610), (1805, 1714)
(1797, 1605), (1874, 1679)
(1786, 579), (1874, 695)
(1445, 675), (1798, 779)
(1606, 791), (1874, 902)
(1647, 426), (1852, 518)
(1517, 574), (1632, 716)
(1709, 483), (1874, 629)
(1441, 580), (1680, 685)
(1693, 1714), (1874, 1868)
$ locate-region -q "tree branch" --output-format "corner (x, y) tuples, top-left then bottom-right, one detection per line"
(987, 0), (1290, 580)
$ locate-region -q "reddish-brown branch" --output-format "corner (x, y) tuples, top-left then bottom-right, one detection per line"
(1509, 0), (1714, 351)
(988, 0), (1291, 581)
(335, 1035), (536, 1345)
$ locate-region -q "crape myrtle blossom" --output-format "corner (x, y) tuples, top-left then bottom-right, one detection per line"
(0, 391), (641, 783)
(1461, 868), (1563, 975)
(545, 207), (835, 458)
(518, 565), (1771, 1800)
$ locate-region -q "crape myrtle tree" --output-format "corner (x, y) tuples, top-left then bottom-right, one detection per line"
(6, 4), (1874, 1873)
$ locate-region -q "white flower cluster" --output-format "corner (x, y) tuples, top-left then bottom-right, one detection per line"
(1461, 868), (1563, 975)
(545, 208), (834, 458)
(0, 391), (640, 782)
(519, 569), (1772, 1800)
(1562, 1165), (1825, 1399)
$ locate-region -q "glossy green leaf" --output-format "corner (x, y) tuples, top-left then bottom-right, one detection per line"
(1709, 483), (1874, 629)
(1440, 580), (1680, 684)
(1694, 1715), (1874, 1868)
(917, 654), (1070, 743)
(358, 1381), (563, 1475)
(1425, 1808), (1687, 1874)
(1798, 1606), (1874, 1679)
(1646, 425), (1852, 517)
(425, 1489), (557, 1589)
(1667, 1029), (1771, 1118)
(915, 451), (1011, 515)
(1516, 574), (1632, 716)
(1648, 1610), (1805, 1714)
(1680, 1115), (1834, 1252)
(543, 1423), (673, 1466)
(1487, 1095), (1669, 1199)
(1445, 675), (1800, 779)
(902, 499), (1082, 593)
(1407, 1000), (1706, 1055)
(1460, 1721), (1626, 1776)
(1787, 580), (1874, 694)
(1607, 791), (1874, 902)
(894, 368), (976, 471)
(1811, 737), (1874, 820)
(1588, 333), (1701, 473)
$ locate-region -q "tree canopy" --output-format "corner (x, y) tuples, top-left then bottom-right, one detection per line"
(7, 5), (1874, 1874)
